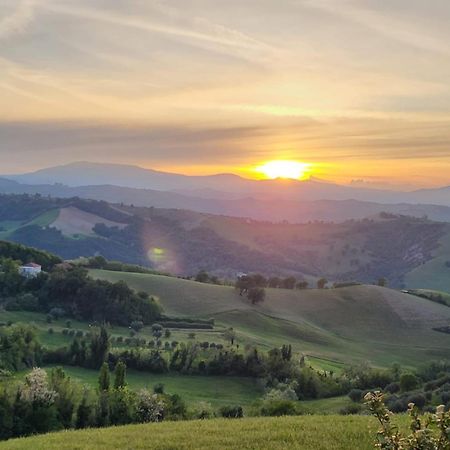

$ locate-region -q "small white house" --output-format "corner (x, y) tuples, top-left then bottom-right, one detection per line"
(19, 262), (42, 278)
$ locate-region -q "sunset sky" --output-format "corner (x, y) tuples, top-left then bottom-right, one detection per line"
(1, 0), (449, 187)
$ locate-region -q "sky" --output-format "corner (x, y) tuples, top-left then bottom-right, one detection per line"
(1, 0), (449, 187)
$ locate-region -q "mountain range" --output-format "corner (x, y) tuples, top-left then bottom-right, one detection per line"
(1, 162), (450, 223)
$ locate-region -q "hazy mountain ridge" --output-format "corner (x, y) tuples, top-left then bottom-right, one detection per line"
(4, 162), (450, 206)
(2, 168), (450, 224)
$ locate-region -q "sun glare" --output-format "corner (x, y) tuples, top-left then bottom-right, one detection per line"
(256, 160), (310, 180)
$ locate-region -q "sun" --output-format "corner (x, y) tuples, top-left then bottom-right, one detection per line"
(255, 160), (310, 180)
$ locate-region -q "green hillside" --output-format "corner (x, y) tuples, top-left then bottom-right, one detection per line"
(91, 270), (450, 367)
(0, 415), (406, 450)
(2, 194), (450, 288)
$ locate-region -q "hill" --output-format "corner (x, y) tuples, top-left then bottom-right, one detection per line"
(0, 415), (398, 450)
(1, 194), (450, 289)
(91, 270), (450, 367)
(2, 174), (450, 224)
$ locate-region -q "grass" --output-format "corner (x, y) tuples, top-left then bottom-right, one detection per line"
(0, 415), (408, 450)
(404, 232), (450, 293)
(42, 365), (263, 408)
(27, 209), (60, 227)
(90, 269), (450, 368)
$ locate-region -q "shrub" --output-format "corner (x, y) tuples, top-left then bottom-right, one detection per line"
(130, 321), (144, 332)
(188, 332), (195, 339)
(400, 372), (419, 392)
(339, 404), (362, 415)
(348, 389), (364, 402)
(385, 382), (400, 394)
(219, 405), (243, 418)
(260, 400), (297, 417)
(153, 383), (164, 394)
(48, 328), (54, 334)
(441, 391), (450, 404)
(407, 393), (426, 409)
(62, 328), (69, 335)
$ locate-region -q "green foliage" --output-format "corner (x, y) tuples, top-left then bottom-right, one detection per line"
(113, 360), (127, 389)
(400, 373), (419, 392)
(98, 363), (110, 392)
(365, 391), (450, 449)
(0, 325), (42, 372)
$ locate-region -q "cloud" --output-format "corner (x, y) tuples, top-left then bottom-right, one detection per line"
(42, 2), (276, 63)
(300, 0), (450, 57)
(0, 0), (39, 40)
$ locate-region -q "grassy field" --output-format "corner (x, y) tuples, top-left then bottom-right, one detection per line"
(404, 232), (450, 293)
(5, 365), (263, 409)
(91, 269), (450, 368)
(0, 415), (408, 450)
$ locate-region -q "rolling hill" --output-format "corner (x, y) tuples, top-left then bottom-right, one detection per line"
(91, 270), (450, 367)
(1, 194), (450, 289)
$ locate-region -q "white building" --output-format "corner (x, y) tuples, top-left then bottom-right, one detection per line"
(19, 262), (42, 278)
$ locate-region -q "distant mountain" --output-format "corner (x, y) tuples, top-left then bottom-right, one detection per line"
(5, 162), (450, 206)
(2, 177), (450, 223)
(2, 176), (450, 223)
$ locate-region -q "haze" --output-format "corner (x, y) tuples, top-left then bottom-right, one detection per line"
(1, 0), (450, 187)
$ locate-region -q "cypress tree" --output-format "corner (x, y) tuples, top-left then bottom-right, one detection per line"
(113, 360), (127, 389)
(98, 362), (110, 392)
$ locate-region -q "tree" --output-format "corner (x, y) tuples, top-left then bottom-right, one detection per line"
(113, 360), (127, 390)
(282, 277), (296, 289)
(247, 287), (266, 305)
(90, 326), (110, 369)
(377, 277), (387, 287)
(399, 372), (419, 392)
(296, 281), (308, 289)
(223, 328), (236, 346)
(317, 278), (328, 289)
(195, 271), (209, 283)
(268, 277), (281, 288)
(98, 362), (110, 392)
(75, 389), (93, 429)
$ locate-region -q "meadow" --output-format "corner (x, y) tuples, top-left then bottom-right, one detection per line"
(0, 415), (409, 450)
(91, 269), (450, 368)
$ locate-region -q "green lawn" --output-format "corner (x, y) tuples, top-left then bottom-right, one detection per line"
(0, 415), (407, 450)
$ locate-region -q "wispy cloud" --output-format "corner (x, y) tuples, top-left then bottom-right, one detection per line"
(42, 2), (276, 63)
(300, 0), (450, 57)
(0, 0), (39, 40)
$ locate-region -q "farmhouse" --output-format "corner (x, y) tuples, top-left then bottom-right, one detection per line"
(18, 262), (42, 278)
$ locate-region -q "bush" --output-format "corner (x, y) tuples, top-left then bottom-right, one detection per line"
(48, 328), (54, 334)
(219, 405), (243, 418)
(75, 330), (84, 338)
(339, 404), (362, 415)
(400, 373), (419, 392)
(153, 383), (164, 394)
(260, 400), (297, 417)
(384, 382), (400, 394)
(348, 389), (364, 402)
(407, 393), (426, 409)
(441, 391), (450, 404)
